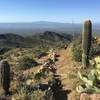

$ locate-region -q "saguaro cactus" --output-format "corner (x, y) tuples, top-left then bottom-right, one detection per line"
(0, 60), (10, 95)
(82, 20), (92, 68)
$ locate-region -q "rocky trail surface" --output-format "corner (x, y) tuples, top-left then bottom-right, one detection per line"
(55, 45), (80, 100)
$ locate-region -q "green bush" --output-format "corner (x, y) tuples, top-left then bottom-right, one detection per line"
(17, 56), (38, 70)
(34, 72), (46, 80)
(72, 41), (82, 62)
(15, 83), (45, 100)
(0, 48), (11, 55)
(33, 50), (47, 59)
(90, 45), (100, 57)
(72, 39), (100, 62)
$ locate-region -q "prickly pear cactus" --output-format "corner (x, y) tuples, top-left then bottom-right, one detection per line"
(76, 56), (100, 93)
(0, 60), (10, 95)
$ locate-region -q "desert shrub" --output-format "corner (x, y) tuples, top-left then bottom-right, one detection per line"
(0, 55), (3, 60)
(15, 82), (45, 100)
(0, 48), (11, 55)
(72, 41), (82, 62)
(90, 45), (100, 57)
(28, 90), (45, 100)
(72, 39), (100, 62)
(34, 72), (46, 80)
(33, 50), (47, 59)
(17, 56), (38, 70)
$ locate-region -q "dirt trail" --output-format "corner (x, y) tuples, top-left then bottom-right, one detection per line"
(23, 45), (80, 100)
(56, 45), (80, 100)
(56, 45), (75, 89)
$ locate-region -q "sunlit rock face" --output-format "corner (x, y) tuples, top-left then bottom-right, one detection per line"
(80, 93), (91, 100)
(80, 93), (100, 100)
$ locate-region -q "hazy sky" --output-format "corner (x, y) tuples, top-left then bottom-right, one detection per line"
(0, 0), (99, 23)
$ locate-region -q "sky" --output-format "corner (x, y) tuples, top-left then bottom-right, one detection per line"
(0, 0), (100, 23)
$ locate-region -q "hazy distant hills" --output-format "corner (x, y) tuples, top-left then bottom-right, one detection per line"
(0, 21), (82, 36)
(0, 21), (99, 36)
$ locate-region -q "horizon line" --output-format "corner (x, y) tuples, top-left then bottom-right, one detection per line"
(0, 21), (99, 24)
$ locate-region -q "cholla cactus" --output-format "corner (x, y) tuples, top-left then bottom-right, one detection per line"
(82, 20), (92, 68)
(0, 60), (10, 95)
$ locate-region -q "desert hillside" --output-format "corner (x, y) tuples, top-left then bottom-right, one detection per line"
(0, 44), (80, 100)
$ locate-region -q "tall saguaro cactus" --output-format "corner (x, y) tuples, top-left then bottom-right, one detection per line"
(82, 20), (92, 68)
(0, 60), (10, 95)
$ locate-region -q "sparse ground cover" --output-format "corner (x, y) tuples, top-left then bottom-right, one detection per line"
(0, 37), (100, 100)
(0, 45), (83, 100)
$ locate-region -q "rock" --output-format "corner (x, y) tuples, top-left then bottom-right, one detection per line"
(44, 87), (54, 100)
(39, 83), (50, 91)
(51, 52), (56, 62)
(24, 95), (31, 100)
(42, 62), (49, 68)
(92, 94), (100, 100)
(26, 79), (34, 85)
(95, 37), (100, 45)
(0, 96), (11, 100)
(80, 93), (100, 100)
(40, 66), (43, 70)
(26, 80), (32, 85)
(89, 60), (95, 66)
(94, 56), (100, 63)
(80, 93), (91, 100)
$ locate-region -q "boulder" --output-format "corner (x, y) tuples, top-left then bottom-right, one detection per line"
(26, 79), (34, 85)
(92, 94), (100, 100)
(80, 93), (100, 100)
(0, 96), (11, 100)
(80, 93), (91, 100)
(39, 83), (50, 91)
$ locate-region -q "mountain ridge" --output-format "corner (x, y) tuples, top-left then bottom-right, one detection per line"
(0, 32), (73, 48)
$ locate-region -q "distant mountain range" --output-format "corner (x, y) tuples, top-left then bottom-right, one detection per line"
(0, 21), (81, 36)
(0, 31), (73, 48)
(0, 33), (28, 48)
(0, 21), (99, 36)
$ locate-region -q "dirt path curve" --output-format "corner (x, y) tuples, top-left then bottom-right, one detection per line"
(55, 44), (80, 100)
